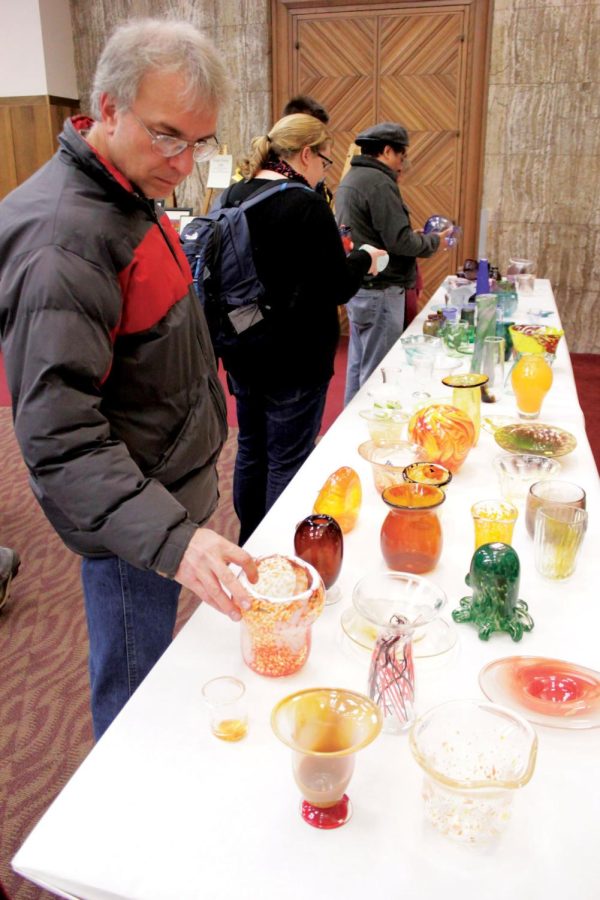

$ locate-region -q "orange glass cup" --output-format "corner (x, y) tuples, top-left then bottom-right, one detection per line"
(511, 354), (553, 419)
(380, 483), (445, 574)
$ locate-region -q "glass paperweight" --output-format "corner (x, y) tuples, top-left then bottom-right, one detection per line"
(408, 403), (475, 473)
(239, 555), (325, 677)
(294, 514), (343, 606)
(479, 656), (600, 730)
(452, 542), (534, 641)
(353, 571), (447, 733)
(313, 466), (362, 533)
(409, 699), (537, 843)
(271, 688), (382, 828)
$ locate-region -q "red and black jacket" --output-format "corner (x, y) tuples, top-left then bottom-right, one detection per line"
(0, 117), (227, 576)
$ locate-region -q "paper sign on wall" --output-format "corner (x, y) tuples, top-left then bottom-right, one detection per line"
(206, 155), (233, 189)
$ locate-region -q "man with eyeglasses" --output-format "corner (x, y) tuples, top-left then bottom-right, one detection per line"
(0, 18), (257, 740)
(335, 123), (453, 403)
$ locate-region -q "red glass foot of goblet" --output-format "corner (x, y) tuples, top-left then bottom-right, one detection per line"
(300, 795), (352, 829)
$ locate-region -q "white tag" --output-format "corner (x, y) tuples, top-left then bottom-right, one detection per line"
(207, 155), (233, 188)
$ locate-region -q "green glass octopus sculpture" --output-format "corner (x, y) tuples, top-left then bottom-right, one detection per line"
(452, 542), (534, 641)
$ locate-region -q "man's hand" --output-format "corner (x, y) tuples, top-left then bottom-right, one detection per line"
(436, 226), (455, 251)
(174, 529), (258, 621)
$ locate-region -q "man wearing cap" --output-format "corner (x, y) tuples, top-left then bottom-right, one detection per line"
(335, 122), (451, 403)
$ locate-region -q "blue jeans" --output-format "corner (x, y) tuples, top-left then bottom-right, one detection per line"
(229, 377), (329, 544)
(344, 285), (406, 404)
(81, 556), (182, 740)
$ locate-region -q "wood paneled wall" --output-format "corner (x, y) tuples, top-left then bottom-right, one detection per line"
(67, 0), (599, 352)
(483, 0), (599, 353)
(0, 96), (79, 200)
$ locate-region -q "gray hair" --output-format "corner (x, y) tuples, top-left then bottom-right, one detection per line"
(90, 18), (230, 119)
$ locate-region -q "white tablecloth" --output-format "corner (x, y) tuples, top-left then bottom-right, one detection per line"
(13, 280), (600, 900)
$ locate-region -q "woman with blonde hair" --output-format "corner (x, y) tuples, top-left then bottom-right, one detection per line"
(220, 113), (385, 543)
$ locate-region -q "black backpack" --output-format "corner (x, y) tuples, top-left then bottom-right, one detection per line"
(180, 181), (310, 366)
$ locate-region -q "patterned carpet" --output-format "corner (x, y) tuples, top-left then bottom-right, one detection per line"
(0, 409), (239, 899)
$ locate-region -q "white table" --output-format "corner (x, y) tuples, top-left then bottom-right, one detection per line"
(13, 280), (600, 900)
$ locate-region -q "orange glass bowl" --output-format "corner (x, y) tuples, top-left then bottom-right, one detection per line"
(239, 555), (325, 677)
(403, 462), (452, 491)
(380, 483), (446, 574)
(313, 466), (362, 533)
(408, 403), (475, 473)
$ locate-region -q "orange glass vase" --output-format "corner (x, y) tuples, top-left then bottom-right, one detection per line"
(511, 353), (553, 419)
(408, 403), (475, 473)
(313, 466), (362, 533)
(380, 483), (446, 574)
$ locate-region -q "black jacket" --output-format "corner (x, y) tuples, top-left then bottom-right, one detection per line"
(223, 177), (371, 387)
(0, 117), (227, 576)
(335, 155), (439, 289)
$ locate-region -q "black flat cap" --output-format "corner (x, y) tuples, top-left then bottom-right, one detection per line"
(355, 122), (409, 148)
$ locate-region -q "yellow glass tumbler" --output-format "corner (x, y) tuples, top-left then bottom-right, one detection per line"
(471, 499), (519, 549)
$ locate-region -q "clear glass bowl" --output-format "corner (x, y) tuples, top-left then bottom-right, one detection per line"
(493, 453), (561, 503)
(359, 409), (409, 444)
(353, 571), (447, 632)
(400, 334), (442, 365)
(357, 440), (429, 494)
(409, 699), (537, 843)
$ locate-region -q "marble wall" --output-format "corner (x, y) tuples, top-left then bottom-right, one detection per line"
(483, 0), (600, 352)
(69, 0), (599, 351)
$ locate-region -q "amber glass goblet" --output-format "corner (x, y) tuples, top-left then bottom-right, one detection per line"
(294, 514), (344, 605)
(271, 688), (382, 829)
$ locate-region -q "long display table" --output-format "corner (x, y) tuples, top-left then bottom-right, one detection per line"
(13, 280), (600, 900)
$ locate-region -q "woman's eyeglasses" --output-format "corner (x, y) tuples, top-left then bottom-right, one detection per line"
(317, 151), (334, 170)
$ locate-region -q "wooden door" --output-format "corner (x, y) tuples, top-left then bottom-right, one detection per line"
(272, 0), (492, 305)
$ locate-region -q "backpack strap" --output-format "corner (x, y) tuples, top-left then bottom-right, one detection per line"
(238, 181), (312, 212)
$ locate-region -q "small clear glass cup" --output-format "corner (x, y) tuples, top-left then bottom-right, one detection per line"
(534, 504), (588, 580)
(493, 454), (561, 504)
(471, 499), (518, 549)
(202, 676), (248, 742)
(525, 480), (587, 538)
(516, 273), (536, 295)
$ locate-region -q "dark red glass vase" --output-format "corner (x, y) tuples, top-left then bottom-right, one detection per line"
(294, 514), (343, 603)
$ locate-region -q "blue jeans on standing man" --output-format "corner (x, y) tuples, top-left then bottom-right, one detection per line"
(344, 284), (406, 405)
(228, 376), (329, 545)
(81, 556), (181, 740)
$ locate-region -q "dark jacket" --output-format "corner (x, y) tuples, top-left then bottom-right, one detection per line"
(223, 177), (371, 387)
(335, 155), (439, 289)
(0, 117), (227, 576)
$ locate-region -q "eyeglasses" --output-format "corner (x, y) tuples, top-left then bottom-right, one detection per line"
(131, 112), (220, 163)
(317, 151), (334, 170)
